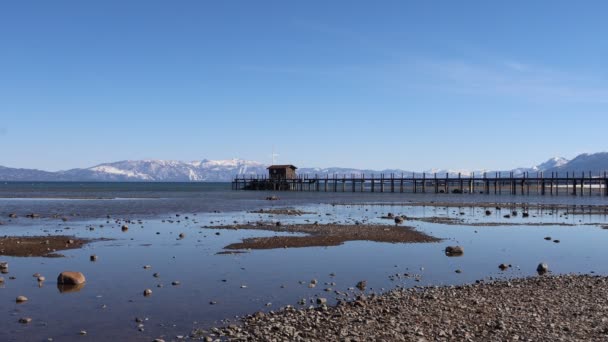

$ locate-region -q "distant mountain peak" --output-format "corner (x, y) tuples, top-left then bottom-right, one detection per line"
(2, 153), (608, 182)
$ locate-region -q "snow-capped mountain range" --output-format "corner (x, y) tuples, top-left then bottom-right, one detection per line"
(0, 154), (606, 182)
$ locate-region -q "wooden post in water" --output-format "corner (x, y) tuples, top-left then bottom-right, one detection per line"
(604, 171), (608, 196)
(458, 173), (463, 193)
(400, 173), (404, 193)
(589, 171), (592, 196)
(422, 173), (426, 193)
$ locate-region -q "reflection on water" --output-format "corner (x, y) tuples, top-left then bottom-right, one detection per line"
(57, 283), (86, 294)
(0, 186), (607, 341)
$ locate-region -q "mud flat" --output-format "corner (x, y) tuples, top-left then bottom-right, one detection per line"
(0, 236), (91, 257)
(210, 223), (440, 250)
(208, 274), (608, 341)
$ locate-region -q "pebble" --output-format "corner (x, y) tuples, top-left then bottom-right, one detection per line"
(16, 296), (28, 303)
(18, 317), (32, 324)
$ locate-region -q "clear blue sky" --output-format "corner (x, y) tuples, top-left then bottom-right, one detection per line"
(1, 1), (607, 171)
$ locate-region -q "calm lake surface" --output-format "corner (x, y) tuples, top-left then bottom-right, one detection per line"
(1, 182), (608, 341)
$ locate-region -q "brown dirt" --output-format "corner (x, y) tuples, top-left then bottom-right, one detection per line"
(208, 223), (440, 250)
(0, 236), (92, 257)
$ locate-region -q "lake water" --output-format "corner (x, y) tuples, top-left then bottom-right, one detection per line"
(1, 182), (608, 341)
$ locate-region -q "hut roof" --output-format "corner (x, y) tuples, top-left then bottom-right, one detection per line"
(267, 165), (297, 170)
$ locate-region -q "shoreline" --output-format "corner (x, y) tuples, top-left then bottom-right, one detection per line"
(204, 274), (608, 341)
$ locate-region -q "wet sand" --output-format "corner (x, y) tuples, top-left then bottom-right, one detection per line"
(209, 274), (608, 341)
(0, 236), (91, 257)
(209, 223), (440, 250)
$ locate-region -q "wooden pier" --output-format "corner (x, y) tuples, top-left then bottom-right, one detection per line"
(233, 171), (608, 196)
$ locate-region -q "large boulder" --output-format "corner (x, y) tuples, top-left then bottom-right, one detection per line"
(57, 271), (86, 285)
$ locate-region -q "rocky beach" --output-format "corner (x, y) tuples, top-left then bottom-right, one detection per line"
(209, 274), (608, 341)
(2, 185), (608, 341)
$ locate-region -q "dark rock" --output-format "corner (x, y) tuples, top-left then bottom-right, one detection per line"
(445, 246), (464, 256)
(356, 281), (367, 291)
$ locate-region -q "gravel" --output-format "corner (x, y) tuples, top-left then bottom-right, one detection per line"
(208, 275), (608, 341)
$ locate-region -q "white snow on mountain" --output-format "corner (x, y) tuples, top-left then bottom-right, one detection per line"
(0, 155), (590, 182)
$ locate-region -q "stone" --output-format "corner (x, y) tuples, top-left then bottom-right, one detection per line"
(317, 298), (327, 305)
(537, 263), (549, 274)
(499, 264), (510, 271)
(144, 289), (152, 296)
(90, 255), (98, 261)
(356, 280), (367, 291)
(18, 317), (32, 324)
(16, 295), (28, 303)
(485, 210), (492, 216)
(57, 271), (86, 285)
(37, 276), (46, 282)
(171, 281), (181, 286)
(121, 225), (129, 231)
(394, 216), (404, 224)
(445, 246), (464, 256)
(179, 233), (185, 239)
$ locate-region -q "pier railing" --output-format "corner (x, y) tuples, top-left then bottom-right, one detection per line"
(232, 171), (608, 196)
